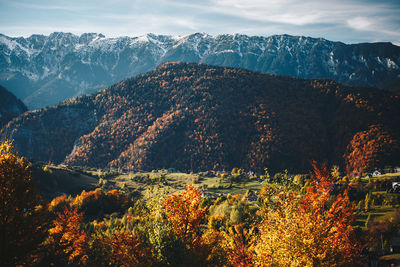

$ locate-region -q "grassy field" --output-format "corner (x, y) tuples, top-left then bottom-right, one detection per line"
(354, 173), (400, 228)
(100, 170), (264, 196)
(32, 164), (269, 200)
(31, 164), (98, 199)
(32, 164), (400, 228)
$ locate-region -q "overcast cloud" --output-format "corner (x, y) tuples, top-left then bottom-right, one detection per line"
(0, 0), (399, 44)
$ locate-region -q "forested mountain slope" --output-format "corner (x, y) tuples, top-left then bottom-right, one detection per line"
(0, 85), (27, 128)
(1, 63), (399, 172)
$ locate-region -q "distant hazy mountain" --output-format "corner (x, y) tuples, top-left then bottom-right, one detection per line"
(1, 32), (399, 109)
(2, 63), (399, 172)
(0, 85), (27, 128)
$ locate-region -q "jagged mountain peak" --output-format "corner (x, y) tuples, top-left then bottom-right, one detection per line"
(0, 32), (399, 109)
(79, 33), (106, 44)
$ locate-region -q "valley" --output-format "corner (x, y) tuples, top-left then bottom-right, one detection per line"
(1, 31), (400, 266)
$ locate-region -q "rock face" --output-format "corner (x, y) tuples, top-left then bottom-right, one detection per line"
(1, 32), (399, 109)
(0, 85), (27, 128)
(2, 63), (399, 172)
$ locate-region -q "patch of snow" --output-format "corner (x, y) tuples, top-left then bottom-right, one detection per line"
(385, 58), (398, 69)
(0, 36), (18, 50)
(136, 35), (149, 43)
(81, 58), (90, 64)
(215, 49), (236, 54)
(170, 35), (184, 42)
(41, 66), (51, 79)
(20, 70), (39, 81)
(75, 43), (85, 50)
(285, 45), (292, 56)
(90, 34), (105, 44)
(327, 51), (338, 75)
(86, 37), (119, 51)
(0, 36), (38, 57)
(376, 56), (398, 70)
(172, 35), (189, 49)
(256, 40), (266, 52)
(247, 51), (260, 56)
(359, 55), (368, 67)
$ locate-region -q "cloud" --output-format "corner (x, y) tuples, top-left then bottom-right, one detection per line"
(347, 17), (372, 31)
(6, 1), (89, 12)
(0, 0), (399, 44)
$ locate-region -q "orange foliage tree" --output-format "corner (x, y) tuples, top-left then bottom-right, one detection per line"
(222, 224), (255, 267)
(345, 124), (400, 176)
(0, 140), (48, 265)
(254, 163), (362, 266)
(163, 184), (208, 249)
(48, 206), (88, 265)
(95, 230), (153, 267)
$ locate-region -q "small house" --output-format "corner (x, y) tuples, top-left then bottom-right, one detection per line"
(372, 170), (382, 177)
(391, 182), (400, 193)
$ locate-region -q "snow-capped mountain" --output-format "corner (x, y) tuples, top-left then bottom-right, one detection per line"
(1, 32), (399, 109)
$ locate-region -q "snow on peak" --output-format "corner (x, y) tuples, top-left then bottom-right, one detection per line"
(0, 31), (399, 109)
(0, 35), (39, 57)
(137, 35), (150, 43)
(0, 35), (18, 50)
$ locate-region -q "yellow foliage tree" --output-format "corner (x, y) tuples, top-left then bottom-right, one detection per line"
(0, 140), (48, 265)
(222, 224), (255, 267)
(253, 164), (362, 266)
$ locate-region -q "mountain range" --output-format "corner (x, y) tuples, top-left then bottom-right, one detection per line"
(2, 62), (399, 173)
(1, 32), (399, 109)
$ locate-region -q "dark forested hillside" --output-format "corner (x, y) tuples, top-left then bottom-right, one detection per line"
(1, 63), (399, 172)
(0, 85), (27, 128)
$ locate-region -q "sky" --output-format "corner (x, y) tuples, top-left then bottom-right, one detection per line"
(0, 0), (399, 45)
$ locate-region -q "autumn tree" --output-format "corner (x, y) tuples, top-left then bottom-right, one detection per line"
(345, 124), (400, 176)
(253, 190), (304, 266)
(108, 230), (153, 266)
(299, 164), (362, 265)
(0, 140), (48, 265)
(163, 184), (208, 250)
(47, 206), (88, 265)
(222, 224), (255, 266)
(90, 229), (153, 267)
(254, 164), (362, 266)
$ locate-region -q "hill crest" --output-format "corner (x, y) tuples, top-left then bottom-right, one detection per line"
(2, 62), (399, 172)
